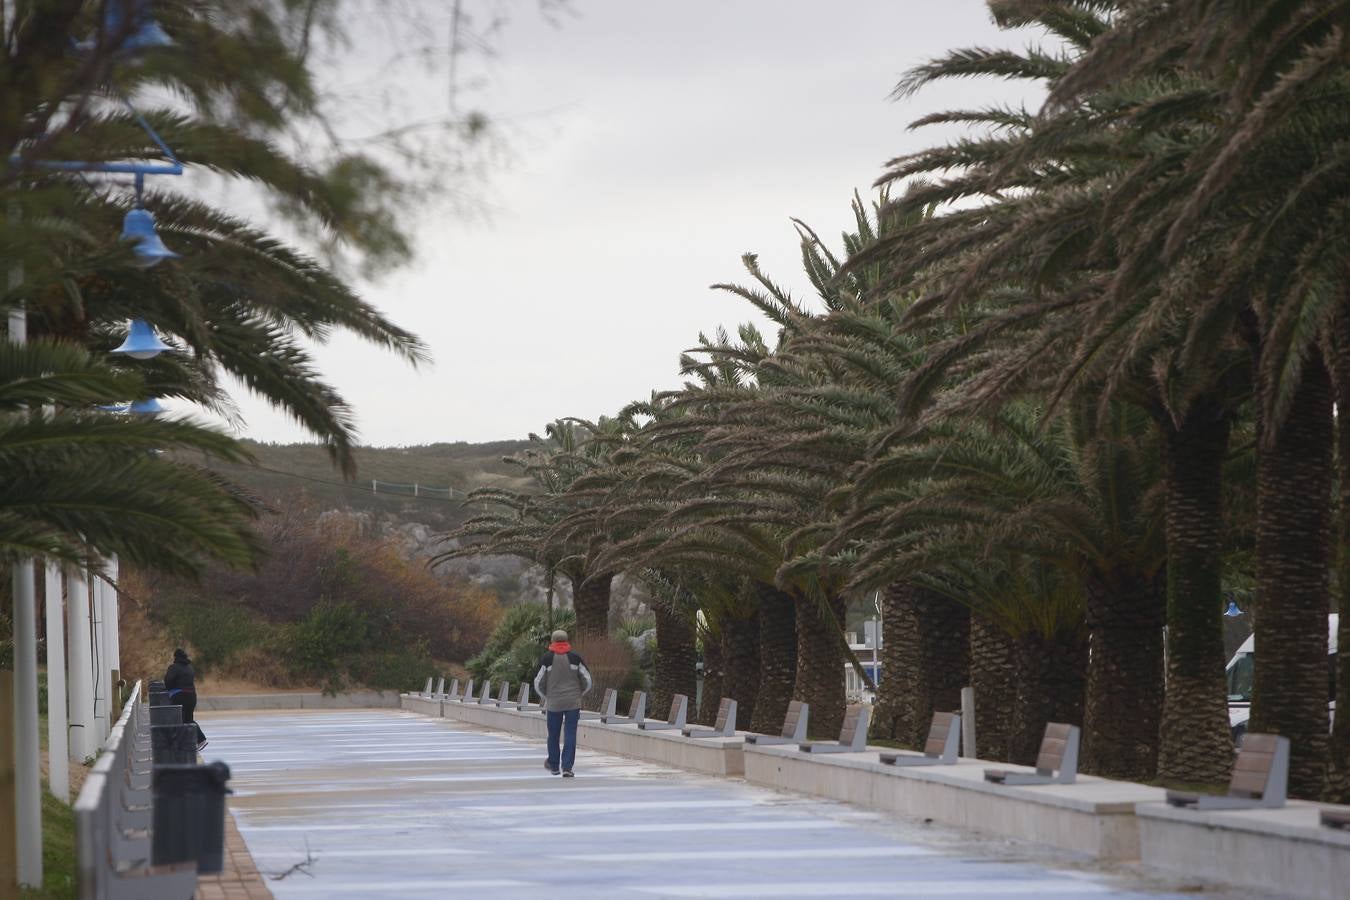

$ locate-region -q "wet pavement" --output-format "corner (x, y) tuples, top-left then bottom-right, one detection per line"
(200, 708), (1242, 899)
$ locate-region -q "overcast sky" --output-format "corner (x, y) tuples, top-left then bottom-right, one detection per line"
(217, 1), (1045, 448)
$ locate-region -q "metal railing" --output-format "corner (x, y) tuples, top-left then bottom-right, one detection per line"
(73, 681), (197, 899)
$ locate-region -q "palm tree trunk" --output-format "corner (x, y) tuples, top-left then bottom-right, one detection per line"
(1327, 305), (1350, 803)
(1250, 350), (1333, 799)
(970, 611), (1017, 762)
(792, 591), (847, 739)
(1012, 628), (1086, 765)
(653, 602), (698, 719)
(870, 582), (969, 746)
(571, 571), (612, 640)
(1081, 570), (1165, 780)
(1157, 403), (1235, 785)
(750, 581), (795, 734)
(871, 581), (920, 743)
(697, 626), (724, 725)
(722, 608), (760, 730)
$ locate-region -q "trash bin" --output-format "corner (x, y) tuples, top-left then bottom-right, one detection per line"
(152, 761), (232, 873)
(150, 704), (182, 726)
(151, 724), (197, 764)
(149, 680), (167, 693)
(149, 690), (172, 707)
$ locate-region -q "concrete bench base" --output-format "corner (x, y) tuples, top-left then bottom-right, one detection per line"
(199, 691), (400, 711)
(1137, 801), (1350, 900)
(743, 743), (1163, 861)
(405, 694), (742, 776)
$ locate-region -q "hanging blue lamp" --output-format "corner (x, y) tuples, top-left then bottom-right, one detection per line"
(105, 0), (173, 52)
(121, 208), (179, 267)
(128, 397), (164, 416)
(112, 319), (172, 360)
(1224, 598), (1244, 617)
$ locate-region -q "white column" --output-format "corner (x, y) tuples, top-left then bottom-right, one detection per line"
(89, 572), (108, 741)
(44, 562), (68, 802)
(103, 556), (121, 721)
(66, 568), (96, 762)
(12, 560), (41, 887)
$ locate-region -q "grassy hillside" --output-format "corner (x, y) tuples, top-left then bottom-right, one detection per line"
(203, 438), (535, 529)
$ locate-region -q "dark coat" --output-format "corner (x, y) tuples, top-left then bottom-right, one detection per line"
(164, 660), (196, 693)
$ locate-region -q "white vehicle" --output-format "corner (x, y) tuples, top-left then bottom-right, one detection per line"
(1226, 613), (1338, 745)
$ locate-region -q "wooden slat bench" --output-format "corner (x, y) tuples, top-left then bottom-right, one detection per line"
(1167, 733), (1289, 810)
(985, 723), (1079, 785)
(880, 712), (961, 767)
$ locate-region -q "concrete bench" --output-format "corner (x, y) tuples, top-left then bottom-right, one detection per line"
(638, 694), (688, 732)
(446, 678), (461, 701)
(580, 688), (618, 721)
(1166, 732), (1288, 810)
(493, 681), (512, 707)
(985, 723), (1078, 785)
(683, 698), (737, 739)
(1323, 809), (1350, 830)
(516, 683), (536, 711)
(476, 680), (493, 705)
(745, 700), (808, 746)
(880, 712), (960, 767)
(800, 704), (869, 754)
(602, 691), (646, 726)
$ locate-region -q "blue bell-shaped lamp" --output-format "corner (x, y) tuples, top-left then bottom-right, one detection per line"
(112, 319), (171, 360)
(1224, 598), (1244, 617)
(121, 208), (179, 267)
(105, 0), (173, 52)
(129, 397), (164, 416)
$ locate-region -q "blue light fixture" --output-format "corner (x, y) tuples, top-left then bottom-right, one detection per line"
(128, 397), (164, 416)
(1224, 598), (1244, 617)
(104, 0), (173, 53)
(112, 318), (171, 360)
(121, 208), (179, 267)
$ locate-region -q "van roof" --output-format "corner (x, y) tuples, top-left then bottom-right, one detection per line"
(1231, 613), (1338, 656)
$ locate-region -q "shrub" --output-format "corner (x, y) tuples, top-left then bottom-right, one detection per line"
(576, 636), (638, 712)
(350, 647), (434, 691)
(286, 600), (370, 676)
(158, 595), (266, 672)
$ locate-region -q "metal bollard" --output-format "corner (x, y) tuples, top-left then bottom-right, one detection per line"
(151, 724), (197, 765)
(149, 704), (182, 726)
(152, 761), (232, 873)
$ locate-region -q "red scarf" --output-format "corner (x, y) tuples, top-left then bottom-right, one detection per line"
(548, 640), (572, 654)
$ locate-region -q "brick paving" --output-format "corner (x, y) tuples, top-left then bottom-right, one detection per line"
(195, 802), (274, 900)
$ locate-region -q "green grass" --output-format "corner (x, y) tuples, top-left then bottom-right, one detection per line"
(19, 787), (77, 900)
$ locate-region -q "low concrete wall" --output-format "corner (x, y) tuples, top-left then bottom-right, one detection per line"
(1137, 801), (1350, 900)
(419, 695), (743, 776)
(743, 743), (1163, 861)
(198, 691), (400, 711)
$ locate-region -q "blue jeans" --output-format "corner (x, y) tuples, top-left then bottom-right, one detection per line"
(546, 708), (580, 772)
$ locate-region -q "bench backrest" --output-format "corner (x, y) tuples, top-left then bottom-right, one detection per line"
(667, 693), (689, 728)
(516, 683), (531, 709)
(423, 676), (433, 695)
(780, 701), (808, 740)
(1229, 733), (1289, 805)
(463, 678), (474, 700)
(496, 682), (511, 704)
(478, 680), (492, 703)
(435, 677), (445, 696)
(627, 690), (647, 723)
(1034, 722), (1080, 781)
(713, 697), (735, 733)
(449, 678), (461, 699)
(924, 712), (961, 761)
(839, 704), (870, 750)
(599, 688), (617, 717)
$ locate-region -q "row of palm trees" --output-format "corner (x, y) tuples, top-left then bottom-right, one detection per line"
(447, 0), (1349, 801)
(1, 2), (428, 583)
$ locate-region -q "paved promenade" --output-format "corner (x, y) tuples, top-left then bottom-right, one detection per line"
(200, 709), (1235, 899)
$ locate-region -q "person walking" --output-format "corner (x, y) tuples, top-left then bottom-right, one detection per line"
(532, 629), (592, 777)
(164, 647), (208, 751)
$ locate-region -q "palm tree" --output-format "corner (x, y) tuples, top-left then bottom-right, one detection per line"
(0, 339), (258, 573)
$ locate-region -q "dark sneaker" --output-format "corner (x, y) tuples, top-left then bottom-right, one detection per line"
(197, 740), (209, 752)
(550, 768), (561, 775)
(562, 770), (575, 778)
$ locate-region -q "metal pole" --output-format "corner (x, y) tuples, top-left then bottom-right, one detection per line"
(43, 563), (68, 802)
(65, 568), (96, 763)
(89, 573), (107, 742)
